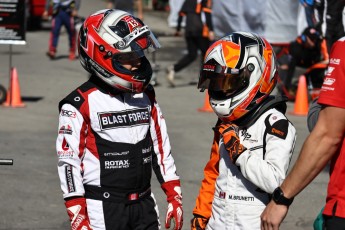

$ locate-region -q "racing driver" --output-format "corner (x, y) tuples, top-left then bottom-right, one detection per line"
(56, 9), (183, 230)
(191, 32), (297, 229)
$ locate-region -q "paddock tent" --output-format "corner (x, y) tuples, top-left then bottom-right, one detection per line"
(212, 0), (300, 43)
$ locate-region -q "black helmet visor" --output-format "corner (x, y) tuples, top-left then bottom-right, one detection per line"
(197, 63), (251, 98)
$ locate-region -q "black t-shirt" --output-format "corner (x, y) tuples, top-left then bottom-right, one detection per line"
(180, 0), (203, 36)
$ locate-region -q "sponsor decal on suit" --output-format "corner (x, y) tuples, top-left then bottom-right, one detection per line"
(59, 124), (73, 135)
(104, 160), (130, 169)
(61, 109), (77, 118)
(58, 137), (74, 158)
(65, 165), (76, 193)
(98, 107), (150, 130)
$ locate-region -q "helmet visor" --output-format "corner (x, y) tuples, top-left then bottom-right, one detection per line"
(112, 26), (161, 64)
(198, 63), (251, 98)
(114, 25), (161, 53)
(113, 49), (145, 63)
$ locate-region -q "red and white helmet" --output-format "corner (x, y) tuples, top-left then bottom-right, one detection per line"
(78, 9), (161, 93)
(198, 32), (277, 122)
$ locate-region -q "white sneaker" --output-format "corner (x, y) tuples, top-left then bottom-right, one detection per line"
(150, 73), (159, 86)
(166, 65), (175, 87)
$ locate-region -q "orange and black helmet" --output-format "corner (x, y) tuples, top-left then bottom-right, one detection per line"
(198, 32), (278, 122)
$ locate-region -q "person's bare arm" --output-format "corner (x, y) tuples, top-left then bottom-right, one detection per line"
(261, 105), (345, 230)
(283, 106), (345, 197)
(136, 0), (143, 20)
(107, 0), (114, 9)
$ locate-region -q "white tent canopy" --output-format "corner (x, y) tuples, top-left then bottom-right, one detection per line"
(168, 0), (307, 44)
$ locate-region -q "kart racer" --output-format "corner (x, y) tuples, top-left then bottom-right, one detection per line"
(56, 9), (183, 230)
(191, 32), (297, 229)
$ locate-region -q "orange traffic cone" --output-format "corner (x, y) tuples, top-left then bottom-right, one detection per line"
(290, 75), (308, 116)
(3, 67), (25, 108)
(198, 90), (213, 112)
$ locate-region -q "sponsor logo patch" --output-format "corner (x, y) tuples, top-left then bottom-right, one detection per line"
(59, 125), (73, 135)
(123, 15), (140, 30)
(98, 107), (150, 130)
(326, 67), (335, 76)
(241, 129), (258, 143)
(203, 64), (215, 71)
(57, 137), (74, 158)
(61, 109), (77, 118)
(230, 68), (239, 74)
(104, 160), (130, 169)
(272, 128), (285, 137)
(104, 151), (129, 156)
(62, 137), (69, 151)
(330, 58), (340, 65)
(143, 156), (152, 164)
(321, 86), (335, 91)
(323, 77), (336, 86)
(65, 165), (75, 193)
(142, 146), (152, 154)
(219, 191), (226, 199)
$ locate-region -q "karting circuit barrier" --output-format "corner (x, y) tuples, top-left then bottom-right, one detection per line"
(290, 75), (309, 116)
(198, 90), (213, 112)
(3, 67), (25, 108)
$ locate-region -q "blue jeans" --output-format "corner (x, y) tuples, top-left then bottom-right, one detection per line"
(304, 4), (316, 27)
(49, 10), (76, 52)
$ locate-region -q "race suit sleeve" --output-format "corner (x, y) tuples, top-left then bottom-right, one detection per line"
(235, 111), (297, 194)
(149, 98), (180, 184)
(56, 103), (87, 199)
(192, 127), (220, 219)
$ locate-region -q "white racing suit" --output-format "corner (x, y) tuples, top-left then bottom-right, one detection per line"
(193, 96), (297, 229)
(56, 76), (180, 229)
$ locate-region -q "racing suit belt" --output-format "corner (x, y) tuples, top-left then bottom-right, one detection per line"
(84, 184), (151, 203)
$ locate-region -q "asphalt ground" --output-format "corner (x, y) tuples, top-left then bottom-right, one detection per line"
(0, 1), (328, 229)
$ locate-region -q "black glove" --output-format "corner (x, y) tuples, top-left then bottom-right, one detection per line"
(219, 123), (247, 163)
(191, 215), (208, 230)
